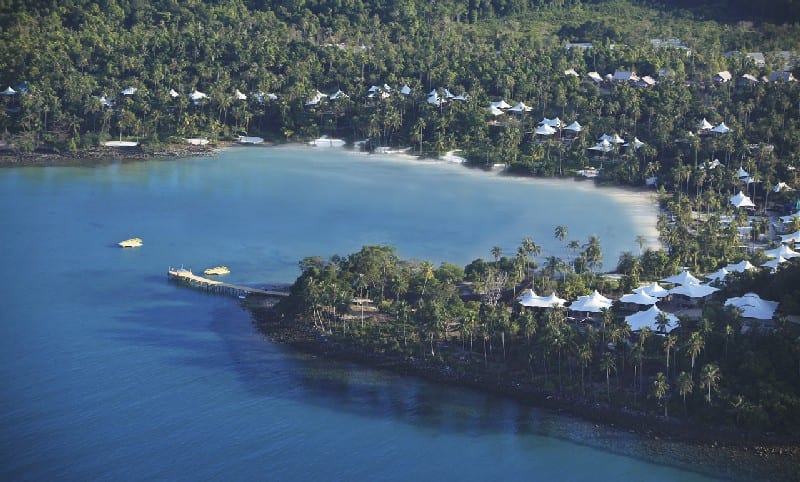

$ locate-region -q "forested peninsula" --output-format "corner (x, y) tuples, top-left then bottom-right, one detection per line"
(4, 0), (800, 449)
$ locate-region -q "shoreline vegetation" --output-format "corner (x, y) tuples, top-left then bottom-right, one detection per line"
(251, 306), (800, 461)
(244, 246), (800, 480)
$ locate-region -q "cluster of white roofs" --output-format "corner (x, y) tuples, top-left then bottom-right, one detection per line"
(567, 68), (658, 87)
(518, 261), (788, 332)
(303, 84), (470, 107)
(725, 162), (795, 209)
(714, 69), (796, 84)
(94, 86), (280, 107)
(587, 133), (645, 152)
(517, 211), (800, 331)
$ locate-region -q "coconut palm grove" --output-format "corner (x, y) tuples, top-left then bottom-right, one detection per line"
(3, 0), (800, 438)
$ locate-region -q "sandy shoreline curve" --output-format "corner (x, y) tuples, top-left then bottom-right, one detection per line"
(3, 141), (662, 259)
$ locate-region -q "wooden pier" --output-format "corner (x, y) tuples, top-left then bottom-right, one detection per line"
(167, 267), (288, 298)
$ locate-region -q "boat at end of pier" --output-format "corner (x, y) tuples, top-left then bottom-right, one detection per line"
(118, 237), (143, 248)
(204, 266), (231, 276)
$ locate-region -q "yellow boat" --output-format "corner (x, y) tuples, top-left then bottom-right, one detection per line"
(204, 266), (230, 276)
(118, 237), (143, 248)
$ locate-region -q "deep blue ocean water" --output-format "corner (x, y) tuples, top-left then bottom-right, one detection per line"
(0, 146), (777, 481)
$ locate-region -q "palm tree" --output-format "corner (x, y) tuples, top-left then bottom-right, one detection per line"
(578, 342), (592, 396)
(491, 246), (502, 266)
(600, 351), (616, 403)
(655, 312), (671, 334)
(520, 309), (538, 344)
(583, 235), (603, 273)
(700, 363), (720, 405)
(635, 234), (647, 256)
(663, 334), (676, 379)
(521, 236), (541, 281)
(638, 326), (652, 391)
(687, 331), (704, 376)
(652, 372), (669, 417)
(419, 261), (434, 298)
(567, 240), (581, 272)
(554, 225), (568, 254)
(677, 371), (693, 415)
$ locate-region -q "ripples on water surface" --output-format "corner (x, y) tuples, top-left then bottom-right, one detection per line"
(0, 146), (785, 480)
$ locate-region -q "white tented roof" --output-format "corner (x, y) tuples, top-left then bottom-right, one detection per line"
(618, 291), (658, 305)
(487, 105), (504, 115)
(234, 89), (247, 100)
(539, 117), (563, 128)
(518, 290), (566, 308)
(763, 244), (800, 259)
(712, 122), (731, 133)
(587, 71), (603, 82)
(660, 270), (701, 285)
(633, 282), (670, 298)
(490, 100), (511, 110)
(508, 102), (533, 112)
(725, 293), (779, 320)
(780, 230), (800, 244)
(725, 260), (756, 273)
(625, 305), (678, 332)
(761, 257), (788, 271)
(534, 124), (556, 135)
(588, 140), (613, 152)
(624, 137), (645, 149)
(698, 118), (713, 130)
(564, 121), (583, 132)
(569, 290), (613, 313)
(730, 191), (755, 208)
(669, 283), (719, 298)
(705, 267), (730, 283)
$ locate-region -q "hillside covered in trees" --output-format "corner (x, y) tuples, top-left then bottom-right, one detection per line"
(2, 0), (800, 191)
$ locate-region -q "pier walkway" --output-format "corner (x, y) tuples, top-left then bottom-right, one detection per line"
(167, 267), (288, 298)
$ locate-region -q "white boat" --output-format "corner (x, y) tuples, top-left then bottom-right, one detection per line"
(204, 266), (230, 276)
(374, 146), (412, 154)
(118, 237), (143, 248)
(440, 150), (466, 163)
(104, 140), (139, 147)
(238, 136), (264, 144)
(309, 135), (345, 147)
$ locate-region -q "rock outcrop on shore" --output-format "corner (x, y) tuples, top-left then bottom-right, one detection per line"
(0, 144), (221, 167)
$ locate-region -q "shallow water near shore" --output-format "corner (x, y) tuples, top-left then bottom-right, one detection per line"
(0, 145), (789, 480)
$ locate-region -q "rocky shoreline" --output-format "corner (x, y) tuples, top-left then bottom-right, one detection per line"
(0, 143), (224, 167)
(249, 304), (799, 467)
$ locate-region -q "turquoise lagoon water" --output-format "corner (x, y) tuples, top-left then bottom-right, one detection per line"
(0, 146), (773, 481)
